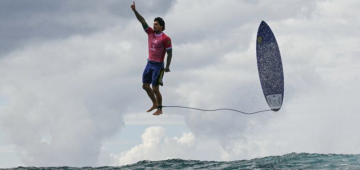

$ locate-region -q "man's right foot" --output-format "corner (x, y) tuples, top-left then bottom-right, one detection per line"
(147, 105), (157, 112)
(153, 109), (163, 116)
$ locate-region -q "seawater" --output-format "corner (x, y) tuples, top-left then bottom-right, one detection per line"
(6, 153), (360, 170)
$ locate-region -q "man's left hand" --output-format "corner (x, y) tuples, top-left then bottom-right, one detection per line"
(164, 67), (170, 72)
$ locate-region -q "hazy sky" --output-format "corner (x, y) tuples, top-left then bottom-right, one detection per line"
(0, 0), (359, 167)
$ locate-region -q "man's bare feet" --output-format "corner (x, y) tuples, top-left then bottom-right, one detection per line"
(147, 105), (157, 112)
(153, 109), (163, 116)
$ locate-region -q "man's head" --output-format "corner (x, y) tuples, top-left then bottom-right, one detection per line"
(153, 17), (165, 32)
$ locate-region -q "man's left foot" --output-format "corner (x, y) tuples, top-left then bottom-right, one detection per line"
(153, 109), (163, 116)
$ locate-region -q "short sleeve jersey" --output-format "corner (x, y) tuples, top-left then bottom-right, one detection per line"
(144, 26), (172, 63)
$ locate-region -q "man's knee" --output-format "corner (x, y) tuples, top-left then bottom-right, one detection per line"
(152, 86), (160, 94)
(142, 84), (151, 91)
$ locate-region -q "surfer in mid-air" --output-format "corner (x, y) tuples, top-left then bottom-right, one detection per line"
(131, 1), (172, 116)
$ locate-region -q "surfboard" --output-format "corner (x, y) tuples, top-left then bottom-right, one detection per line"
(256, 21), (284, 111)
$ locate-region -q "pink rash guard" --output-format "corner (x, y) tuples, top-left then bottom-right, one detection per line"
(145, 26), (172, 63)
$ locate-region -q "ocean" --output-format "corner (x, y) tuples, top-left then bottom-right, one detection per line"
(6, 153), (360, 170)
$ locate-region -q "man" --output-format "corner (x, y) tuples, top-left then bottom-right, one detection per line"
(131, 1), (172, 116)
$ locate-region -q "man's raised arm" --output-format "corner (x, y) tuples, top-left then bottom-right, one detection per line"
(130, 1), (148, 29)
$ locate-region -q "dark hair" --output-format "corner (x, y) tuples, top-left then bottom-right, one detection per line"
(154, 17), (165, 31)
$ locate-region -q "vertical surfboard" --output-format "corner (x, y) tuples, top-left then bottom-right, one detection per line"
(256, 21), (284, 111)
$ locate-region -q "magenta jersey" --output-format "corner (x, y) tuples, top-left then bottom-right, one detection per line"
(145, 26), (172, 63)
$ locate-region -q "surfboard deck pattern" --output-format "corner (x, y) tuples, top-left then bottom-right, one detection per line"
(256, 21), (284, 111)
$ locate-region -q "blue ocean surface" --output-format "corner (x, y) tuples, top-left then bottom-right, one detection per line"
(6, 153), (360, 170)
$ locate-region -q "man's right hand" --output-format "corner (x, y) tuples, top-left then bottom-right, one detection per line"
(131, 1), (147, 28)
(130, 1), (136, 11)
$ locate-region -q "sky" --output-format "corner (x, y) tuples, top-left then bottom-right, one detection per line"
(0, 0), (359, 168)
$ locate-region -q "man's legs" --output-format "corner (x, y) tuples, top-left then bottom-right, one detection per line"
(142, 61), (164, 115)
(152, 85), (163, 115)
(142, 83), (158, 112)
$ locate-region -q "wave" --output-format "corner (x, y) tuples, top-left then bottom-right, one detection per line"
(7, 153), (360, 170)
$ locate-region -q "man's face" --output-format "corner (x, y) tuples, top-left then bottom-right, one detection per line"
(153, 21), (162, 32)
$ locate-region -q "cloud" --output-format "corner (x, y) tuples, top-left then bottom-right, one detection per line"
(0, 0), (176, 57)
(118, 126), (221, 166)
(0, 25), (143, 166)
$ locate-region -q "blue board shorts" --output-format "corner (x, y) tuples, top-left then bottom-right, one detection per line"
(142, 60), (165, 86)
